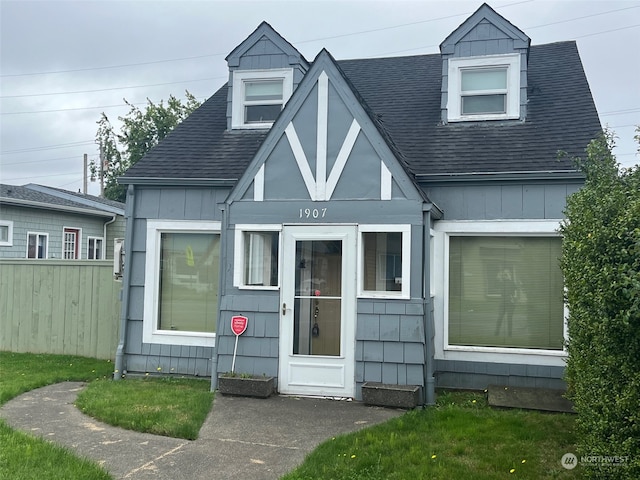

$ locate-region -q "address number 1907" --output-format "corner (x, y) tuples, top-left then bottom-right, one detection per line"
(299, 208), (327, 219)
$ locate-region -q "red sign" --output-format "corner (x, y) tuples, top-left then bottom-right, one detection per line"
(231, 316), (248, 336)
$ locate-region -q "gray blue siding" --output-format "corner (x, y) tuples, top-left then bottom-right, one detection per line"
(121, 186), (228, 377)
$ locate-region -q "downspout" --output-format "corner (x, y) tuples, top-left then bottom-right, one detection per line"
(423, 204), (436, 405)
(103, 215), (117, 260)
(114, 185), (135, 380)
(210, 202), (228, 391)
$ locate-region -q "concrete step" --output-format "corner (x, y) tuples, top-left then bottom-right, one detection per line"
(487, 385), (574, 413)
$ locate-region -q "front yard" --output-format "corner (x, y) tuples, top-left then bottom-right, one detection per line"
(0, 352), (578, 479)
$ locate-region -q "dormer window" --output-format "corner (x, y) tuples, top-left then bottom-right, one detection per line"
(460, 67), (507, 115)
(447, 54), (520, 122)
(232, 69), (293, 129)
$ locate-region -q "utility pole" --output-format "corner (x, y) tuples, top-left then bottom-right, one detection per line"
(99, 141), (104, 197)
(83, 153), (88, 194)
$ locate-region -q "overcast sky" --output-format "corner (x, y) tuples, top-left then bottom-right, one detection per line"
(1, 0), (638, 197)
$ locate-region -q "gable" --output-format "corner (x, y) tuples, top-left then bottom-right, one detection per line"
(229, 51), (423, 204)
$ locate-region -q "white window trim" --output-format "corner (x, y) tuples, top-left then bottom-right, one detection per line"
(432, 220), (567, 367)
(357, 224), (411, 299)
(143, 220), (221, 347)
(26, 231), (49, 259)
(447, 54), (520, 122)
(231, 69), (294, 129)
(62, 226), (82, 260)
(233, 224), (282, 290)
(87, 236), (104, 260)
(0, 220), (13, 246)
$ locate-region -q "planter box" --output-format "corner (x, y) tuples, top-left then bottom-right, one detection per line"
(362, 382), (421, 409)
(217, 375), (275, 398)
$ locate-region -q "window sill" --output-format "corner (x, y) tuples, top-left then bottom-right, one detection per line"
(143, 330), (216, 348)
(439, 345), (567, 367)
(358, 292), (409, 300)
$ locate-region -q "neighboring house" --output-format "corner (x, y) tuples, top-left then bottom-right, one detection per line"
(115, 4), (601, 403)
(0, 184), (125, 260)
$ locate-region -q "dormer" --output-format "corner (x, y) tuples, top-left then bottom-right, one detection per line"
(226, 22), (309, 130)
(440, 3), (530, 123)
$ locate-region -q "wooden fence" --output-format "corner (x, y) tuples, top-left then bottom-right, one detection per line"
(0, 260), (121, 360)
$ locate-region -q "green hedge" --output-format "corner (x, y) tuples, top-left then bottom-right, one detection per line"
(560, 130), (640, 479)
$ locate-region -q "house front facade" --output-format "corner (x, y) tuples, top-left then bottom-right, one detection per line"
(116, 4), (601, 404)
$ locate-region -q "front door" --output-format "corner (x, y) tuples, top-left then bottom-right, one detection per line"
(279, 225), (356, 397)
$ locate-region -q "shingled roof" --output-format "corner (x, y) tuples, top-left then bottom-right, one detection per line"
(0, 183), (123, 216)
(121, 41), (601, 184)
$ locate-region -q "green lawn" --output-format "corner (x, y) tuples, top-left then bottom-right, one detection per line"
(0, 352), (115, 480)
(76, 376), (213, 440)
(1, 352), (579, 480)
(283, 391), (578, 480)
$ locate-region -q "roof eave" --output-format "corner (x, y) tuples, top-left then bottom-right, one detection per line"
(118, 177), (238, 188)
(416, 170), (585, 184)
(0, 197), (118, 217)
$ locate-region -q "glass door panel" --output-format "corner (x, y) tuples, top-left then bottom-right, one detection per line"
(293, 240), (342, 356)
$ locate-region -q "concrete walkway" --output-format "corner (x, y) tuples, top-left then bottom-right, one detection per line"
(0, 382), (403, 479)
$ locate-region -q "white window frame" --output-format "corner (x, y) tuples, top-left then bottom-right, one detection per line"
(143, 220), (221, 347)
(357, 224), (411, 299)
(231, 69), (294, 129)
(432, 220), (567, 367)
(447, 54), (520, 122)
(62, 226), (82, 260)
(0, 220), (13, 246)
(87, 236), (104, 260)
(233, 224), (282, 290)
(26, 232), (48, 259)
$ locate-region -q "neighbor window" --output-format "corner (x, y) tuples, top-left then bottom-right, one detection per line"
(447, 54), (520, 121)
(63, 227), (81, 259)
(232, 69), (293, 128)
(233, 225), (280, 289)
(144, 220), (221, 347)
(0, 221), (13, 246)
(87, 236), (104, 260)
(448, 236), (564, 350)
(27, 232), (48, 259)
(359, 225), (411, 298)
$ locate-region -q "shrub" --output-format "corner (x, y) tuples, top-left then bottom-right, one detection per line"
(560, 129), (640, 479)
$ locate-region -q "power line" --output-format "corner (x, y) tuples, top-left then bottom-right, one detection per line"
(600, 108), (640, 116)
(0, 94), (210, 116)
(1, 2), (634, 79)
(0, 76), (224, 99)
(0, 141), (94, 155)
(0, 155), (84, 165)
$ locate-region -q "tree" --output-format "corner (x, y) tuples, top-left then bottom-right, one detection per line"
(92, 91), (201, 202)
(560, 128), (640, 479)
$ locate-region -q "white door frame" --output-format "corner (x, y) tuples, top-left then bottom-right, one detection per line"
(278, 225), (356, 397)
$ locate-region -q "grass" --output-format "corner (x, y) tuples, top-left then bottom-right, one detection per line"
(0, 352), (115, 480)
(0, 352), (213, 479)
(282, 391), (578, 480)
(76, 376), (213, 440)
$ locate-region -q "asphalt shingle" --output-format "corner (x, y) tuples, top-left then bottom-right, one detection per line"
(121, 41), (601, 183)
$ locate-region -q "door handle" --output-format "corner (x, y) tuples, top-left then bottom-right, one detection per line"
(282, 303), (287, 315)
